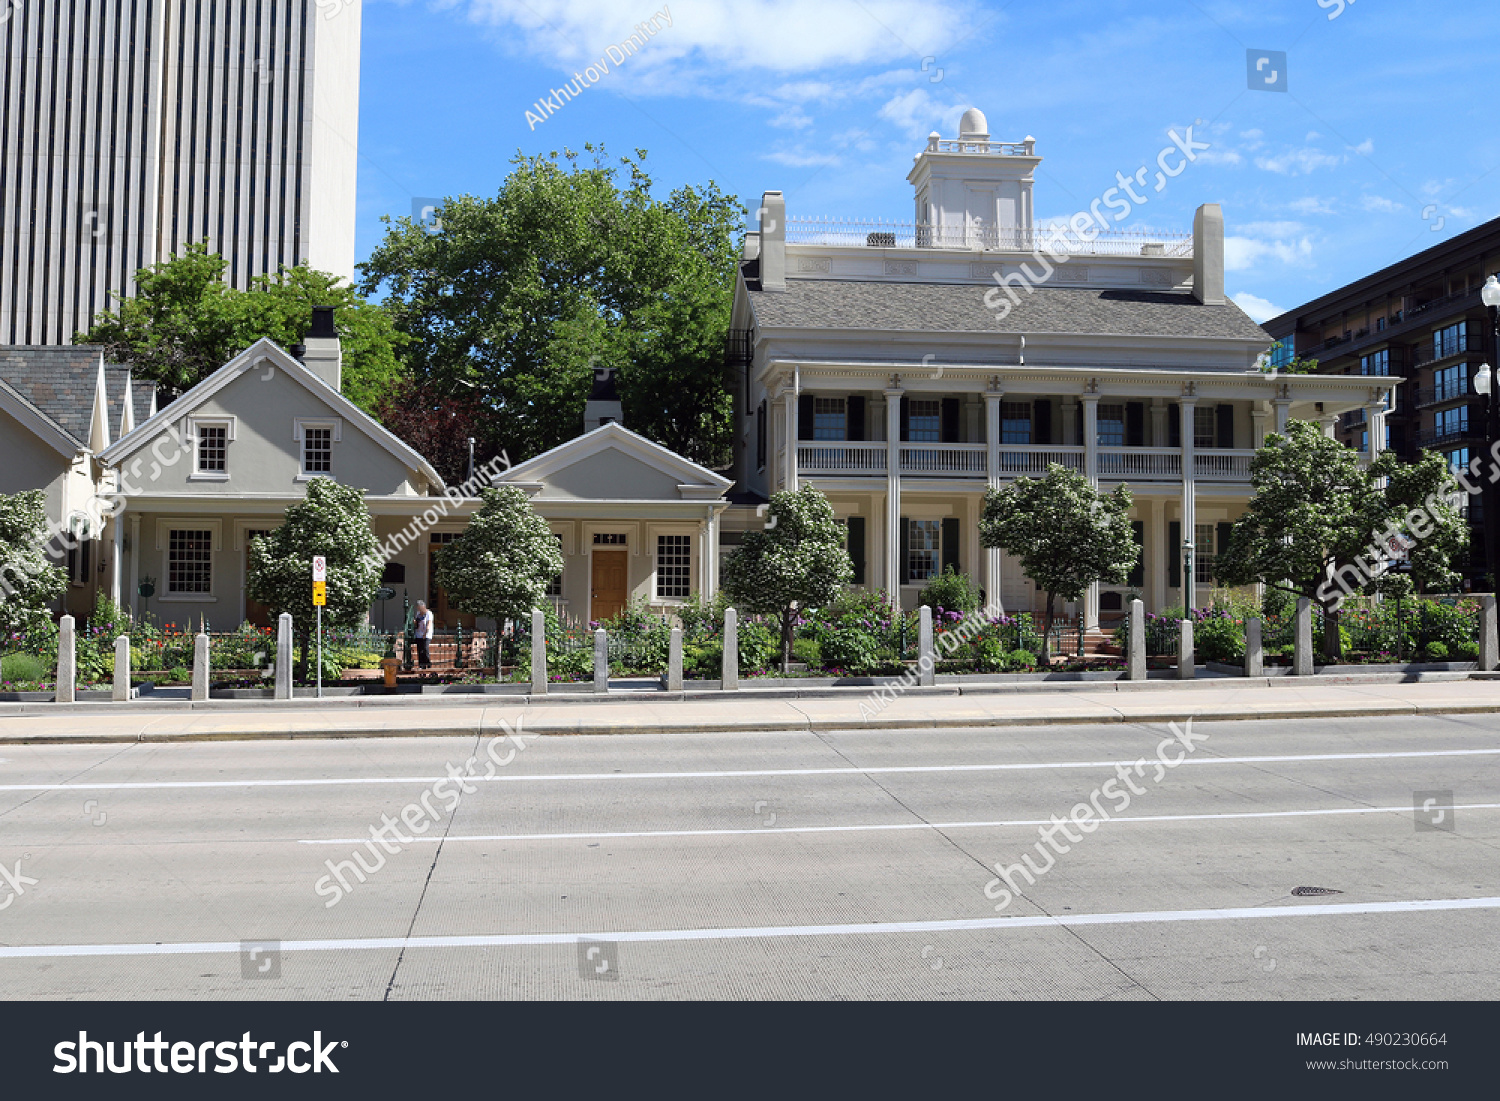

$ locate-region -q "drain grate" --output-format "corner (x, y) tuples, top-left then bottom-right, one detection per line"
(1291, 886), (1344, 897)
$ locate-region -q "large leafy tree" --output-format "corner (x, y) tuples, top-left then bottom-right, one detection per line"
(979, 465), (1136, 664)
(721, 485), (853, 671)
(1216, 421), (1464, 659)
(246, 479), (382, 675)
(77, 242), (409, 411)
(433, 486), (563, 628)
(0, 491), (68, 637)
(359, 146), (743, 466)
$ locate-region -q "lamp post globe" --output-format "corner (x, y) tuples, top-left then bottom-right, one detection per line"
(1483, 274), (1500, 310)
(1476, 363), (1494, 398)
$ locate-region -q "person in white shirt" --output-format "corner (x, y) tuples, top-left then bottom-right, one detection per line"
(413, 600), (434, 669)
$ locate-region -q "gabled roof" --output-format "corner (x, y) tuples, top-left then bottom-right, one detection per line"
(499, 421), (733, 494)
(98, 338), (446, 489)
(745, 279), (1270, 342)
(0, 345), (122, 448)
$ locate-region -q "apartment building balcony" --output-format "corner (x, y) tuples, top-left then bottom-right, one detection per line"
(1416, 424), (1480, 449)
(1415, 380), (1472, 409)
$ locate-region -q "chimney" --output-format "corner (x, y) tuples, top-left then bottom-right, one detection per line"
(1192, 204), (1225, 306)
(302, 306), (342, 390)
(758, 191), (785, 292)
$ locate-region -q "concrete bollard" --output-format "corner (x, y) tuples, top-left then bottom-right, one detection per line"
(667, 626), (683, 692)
(722, 607), (739, 691)
(112, 635), (131, 702)
(1128, 599), (1146, 681)
(1177, 617), (1195, 680)
(593, 629), (609, 693)
(56, 614), (76, 703)
(530, 609), (548, 695)
(1244, 617), (1264, 678)
(275, 612), (293, 700)
(192, 632), (210, 701)
(918, 605), (935, 687)
(1293, 598), (1314, 676)
(1481, 595), (1498, 673)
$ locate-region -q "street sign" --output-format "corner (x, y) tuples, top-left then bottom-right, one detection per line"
(375, 586), (396, 601)
(312, 581), (327, 606)
(312, 556), (327, 582)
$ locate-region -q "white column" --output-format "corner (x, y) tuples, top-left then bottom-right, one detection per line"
(1273, 399), (1292, 433)
(783, 390), (798, 492)
(706, 510), (720, 597)
(129, 513), (141, 619)
(1251, 406), (1269, 448)
(1180, 400), (1197, 610)
(1082, 394), (1100, 631)
(1366, 400), (1387, 461)
(110, 513), (123, 607)
(984, 389), (1003, 614)
(1318, 415), (1337, 439)
(885, 385), (903, 604)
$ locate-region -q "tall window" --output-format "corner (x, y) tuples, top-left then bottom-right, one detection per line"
(1193, 406), (1216, 449)
(1097, 404), (1125, 447)
(1435, 364), (1466, 403)
(1194, 524), (1215, 584)
(1361, 349), (1390, 375)
(167, 529), (213, 594)
(656, 535), (692, 599)
(1436, 405), (1469, 439)
(1434, 323), (1468, 360)
(813, 397), (846, 441)
(1000, 401), (1032, 444)
(907, 520), (941, 581)
(907, 400), (941, 442)
(1446, 447), (1471, 474)
(303, 427), (332, 474)
(1269, 342), (1293, 368)
(756, 399), (767, 469)
(197, 425), (227, 472)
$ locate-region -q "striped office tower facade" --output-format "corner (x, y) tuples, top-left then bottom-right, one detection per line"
(0, 0), (361, 346)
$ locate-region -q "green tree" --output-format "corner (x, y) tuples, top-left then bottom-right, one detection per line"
(77, 242), (409, 411)
(979, 465), (1136, 664)
(720, 485), (853, 671)
(432, 486), (563, 629)
(1215, 421), (1465, 660)
(0, 491), (68, 637)
(359, 146), (743, 466)
(246, 479), (382, 676)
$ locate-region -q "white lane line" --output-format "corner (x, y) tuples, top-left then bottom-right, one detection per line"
(2, 747), (1499, 793)
(2, 897), (1496, 960)
(292, 802), (1500, 845)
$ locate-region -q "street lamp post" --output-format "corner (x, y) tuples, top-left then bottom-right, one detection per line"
(1182, 538), (1194, 612)
(1478, 275), (1500, 592)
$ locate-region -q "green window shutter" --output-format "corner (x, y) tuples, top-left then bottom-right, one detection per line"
(899, 517), (911, 585)
(1216, 404), (1234, 449)
(1168, 520), (1181, 588)
(941, 517), (960, 575)
(847, 516), (866, 586)
(1217, 521), (1234, 555)
(941, 398), (961, 443)
(846, 396), (866, 442)
(1168, 403), (1181, 448)
(899, 395), (910, 442)
(1128, 520), (1145, 587)
(797, 394), (814, 440)
(1126, 402), (1145, 447)
(1033, 399), (1052, 445)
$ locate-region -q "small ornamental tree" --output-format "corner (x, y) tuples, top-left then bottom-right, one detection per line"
(433, 486), (563, 633)
(246, 479), (382, 676)
(1216, 421), (1464, 660)
(0, 491), (68, 637)
(979, 464), (1137, 664)
(720, 485), (853, 671)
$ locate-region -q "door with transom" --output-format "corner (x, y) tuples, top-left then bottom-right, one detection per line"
(590, 550), (629, 622)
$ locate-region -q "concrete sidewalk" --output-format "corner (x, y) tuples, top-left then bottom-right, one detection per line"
(2, 676), (1500, 742)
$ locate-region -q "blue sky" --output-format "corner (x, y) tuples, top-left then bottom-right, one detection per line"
(354, 0), (1500, 323)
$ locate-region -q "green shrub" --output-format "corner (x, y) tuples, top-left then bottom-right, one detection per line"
(166, 666), (190, 685)
(792, 638), (821, 667)
(2, 652), (47, 683)
(1193, 613), (1245, 663)
(1006, 649), (1037, 671)
(684, 641), (722, 676)
(1423, 641), (1449, 661)
(735, 617), (778, 673)
(919, 566), (981, 615)
(822, 627), (882, 673)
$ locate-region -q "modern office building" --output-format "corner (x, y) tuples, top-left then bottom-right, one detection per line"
(1262, 217), (1500, 582)
(0, 0), (361, 346)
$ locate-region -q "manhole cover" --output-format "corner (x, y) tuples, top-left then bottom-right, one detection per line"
(1291, 886), (1343, 897)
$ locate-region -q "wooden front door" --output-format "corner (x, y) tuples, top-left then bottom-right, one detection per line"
(591, 551), (628, 622)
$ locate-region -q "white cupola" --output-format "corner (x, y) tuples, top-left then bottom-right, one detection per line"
(907, 108), (1039, 248)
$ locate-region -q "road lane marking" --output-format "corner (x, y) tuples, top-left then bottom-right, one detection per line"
(2, 747), (1499, 793)
(293, 802), (1500, 845)
(2, 896), (1497, 960)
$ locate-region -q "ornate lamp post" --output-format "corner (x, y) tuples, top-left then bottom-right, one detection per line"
(1475, 275), (1500, 591)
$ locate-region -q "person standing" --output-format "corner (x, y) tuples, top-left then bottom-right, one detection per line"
(413, 600), (434, 670)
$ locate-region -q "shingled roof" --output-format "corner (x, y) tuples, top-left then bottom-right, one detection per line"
(0, 345), (143, 448)
(745, 279), (1270, 342)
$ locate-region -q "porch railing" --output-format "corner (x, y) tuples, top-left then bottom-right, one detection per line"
(798, 442), (887, 474)
(1098, 447), (1181, 479)
(900, 443), (987, 475)
(1193, 451), (1255, 480)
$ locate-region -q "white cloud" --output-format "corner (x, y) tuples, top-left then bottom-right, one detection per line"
(1288, 196), (1335, 215)
(761, 146), (841, 167)
(1232, 291), (1282, 323)
(1359, 194), (1403, 214)
(1254, 147), (1343, 175)
(1351, 138), (1374, 156)
(768, 107), (814, 129)
(453, 0), (973, 74)
(1225, 234), (1314, 271)
(875, 87), (968, 140)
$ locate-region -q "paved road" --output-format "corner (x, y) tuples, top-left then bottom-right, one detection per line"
(0, 712), (1496, 999)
